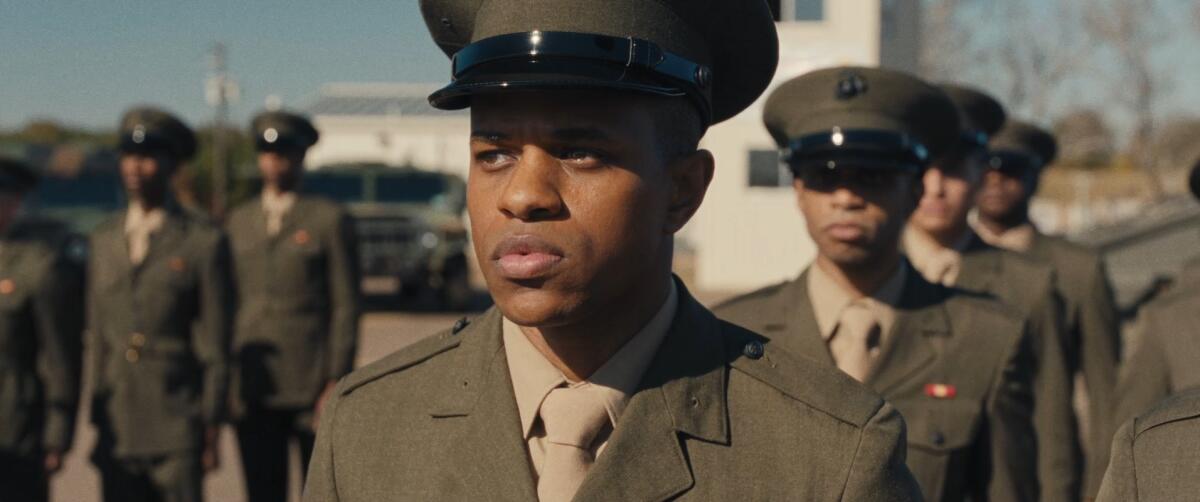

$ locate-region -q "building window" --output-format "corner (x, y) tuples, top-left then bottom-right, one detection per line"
(769, 0), (824, 22)
(748, 149), (791, 188)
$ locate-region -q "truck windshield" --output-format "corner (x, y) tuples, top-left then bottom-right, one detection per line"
(375, 174), (447, 204)
(302, 174), (365, 203)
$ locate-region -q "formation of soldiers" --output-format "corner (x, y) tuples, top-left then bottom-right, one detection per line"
(3, 0), (1200, 501)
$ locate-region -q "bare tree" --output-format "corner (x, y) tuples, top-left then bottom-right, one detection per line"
(1054, 109), (1117, 169)
(1085, 0), (1170, 198)
(920, 0), (973, 80)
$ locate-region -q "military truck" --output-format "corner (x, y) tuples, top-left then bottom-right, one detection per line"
(302, 163), (472, 310)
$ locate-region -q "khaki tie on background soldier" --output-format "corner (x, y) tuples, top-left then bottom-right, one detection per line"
(225, 110), (360, 502)
(904, 84), (1081, 501)
(715, 67), (1042, 502)
(0, 157), (85, 502)
(87, 107), (233, 502)
(303, 1), (923, 500)
(971, 121), (1122, 498)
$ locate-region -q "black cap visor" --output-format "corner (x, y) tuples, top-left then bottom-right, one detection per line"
(430, 31), (713, 123)
(986, 150), (1043, 178)
(119, 130), (176, 157)
(255, 135), (308, 154)
(785, 129), (929, 173)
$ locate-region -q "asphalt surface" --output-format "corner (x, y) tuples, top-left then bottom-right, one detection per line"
(52, 310), (469, 502)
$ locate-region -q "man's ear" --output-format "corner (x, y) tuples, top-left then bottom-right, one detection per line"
(665, 149), (714, 234)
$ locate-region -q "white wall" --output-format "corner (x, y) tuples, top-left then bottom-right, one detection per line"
(306, 115), (471, 179)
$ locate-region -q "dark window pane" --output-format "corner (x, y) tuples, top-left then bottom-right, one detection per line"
(748, 149), (788, 188)
(793, 0), (824, 21)
(31, 172), (124, 210)
(375, 174), (447, 205)
(302, 174), (365, 202)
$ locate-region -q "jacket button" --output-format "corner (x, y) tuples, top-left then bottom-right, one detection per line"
(743, 341), (764, 360)
(931, 431), (945, 446)
(130, 333), (146, 347)
(125, 348), (140, 363)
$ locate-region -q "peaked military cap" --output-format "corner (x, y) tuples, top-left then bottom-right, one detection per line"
(938, 83), (1006, 148)
(0, 156), (38, 193)
(763, 66), (961, 171)
(251, 110), (320, 153)
(419, 0), (778, 125)
(118, 107), (197, 161)
(987, 120), (1057, 176)
(1190, 157), (1200, 200)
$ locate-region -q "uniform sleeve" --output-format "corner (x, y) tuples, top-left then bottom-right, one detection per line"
(1080, 258), (1121, 470)
(980, 325), (1040, 502)
(194, 231), (234, 423)
(304, 383), (344, 502)
(325, 211), (360, 380)
(1086, 312), (1170, 496)
(1094, 418), (1137, 502)
(1027, 283), (1082, 501)
(86, 234), (110, 418)
(33, 253), (86, 453)
(841, 401), (923, 502)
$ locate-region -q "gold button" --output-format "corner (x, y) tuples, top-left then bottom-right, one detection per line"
(130, 333), (146, 347)
(125, 348), (140, 363)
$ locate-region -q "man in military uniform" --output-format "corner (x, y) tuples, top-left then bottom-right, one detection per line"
(715, 68), (1039, 502)
(227, 110), (359, 502)
(305, 1), (922, 501)
(88, 107), (233, 502)
(1095, 387), (1200, 501)
(0, 157), (85, 502)
(1089, 160), (1200, 497)
(971, 121), (1121, 494)
(902, 84), (1080, 499)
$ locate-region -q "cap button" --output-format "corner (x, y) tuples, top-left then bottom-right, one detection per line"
(694, 66), (712, 89)
(452, 317), (470, 334)
(742, 340), (765, 360)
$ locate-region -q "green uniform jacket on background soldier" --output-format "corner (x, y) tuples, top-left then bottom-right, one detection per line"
(0, 181), (85, 502)
(716, 269), (1038, 502)
(227, 196), (358, 405)
(306, 285), (920, 501)
(954, 236), (1080, 500)
(1095, 387), (1200, 501)
(88, 208), (232, 454)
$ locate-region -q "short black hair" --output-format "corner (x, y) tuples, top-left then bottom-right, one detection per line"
(651, 97), (706, 162)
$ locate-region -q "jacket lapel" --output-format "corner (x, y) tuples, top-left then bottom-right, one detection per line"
(770, 271), (837, 366)
(273, 197), (306, 243)
(575, 283), (725, 502)
(429, 308), (539, 501)
(140, 209), (188, 271)
(867, 269), (951, 394)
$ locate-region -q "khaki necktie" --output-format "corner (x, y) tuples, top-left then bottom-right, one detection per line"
(126, 209), (163, 265)
(536, 385), (610, 502)
(829, 301), (881, 382)
(264, 203), (286, 236)
(918, 248), (961, 287)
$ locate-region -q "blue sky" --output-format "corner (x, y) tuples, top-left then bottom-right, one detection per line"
(0, 0), (446, 129)
(1, 0), (1198, 133)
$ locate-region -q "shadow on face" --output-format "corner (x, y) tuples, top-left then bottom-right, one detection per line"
(119, 153), (175, 204)
(257, 151), (305, 192)
(794, 165), (919, 268)
(976, 169), (1030, 223)
(467, 91), (711, 328)
(912, 150), (986, 236)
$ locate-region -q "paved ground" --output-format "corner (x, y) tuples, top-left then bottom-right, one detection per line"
(52, 310), (468, 502)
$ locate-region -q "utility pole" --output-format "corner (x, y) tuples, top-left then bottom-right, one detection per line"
(206, 43), (238, 219)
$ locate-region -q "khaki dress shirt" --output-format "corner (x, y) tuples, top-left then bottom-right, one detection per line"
(503, 282), (678, 480)
(124, 204), (166, 264)
(902, 226), (974, 287)
(973, 222), (1036, 253)
(806, 260), (905, 371)
(262, 190), (298, 236)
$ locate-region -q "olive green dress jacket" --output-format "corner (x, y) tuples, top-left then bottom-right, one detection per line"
(0, 220), (84, 458)
(1096, 388), (1200, 502)
(87, 209), (233, 457)
(304, 282), (923, 501)
(715, 268), (1039, 502)
(226, 195), (360, 413)
(955, 236), (1080, 501)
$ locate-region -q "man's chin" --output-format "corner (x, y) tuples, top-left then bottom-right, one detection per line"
(491, 287), (584, 328)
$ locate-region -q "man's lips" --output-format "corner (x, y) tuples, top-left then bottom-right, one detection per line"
(825, 222), (866, 242)
(491, 234), (566, 280)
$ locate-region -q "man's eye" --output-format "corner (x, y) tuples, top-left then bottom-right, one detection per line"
(475, 150), (515, 169)
(559, 149), (604, 166)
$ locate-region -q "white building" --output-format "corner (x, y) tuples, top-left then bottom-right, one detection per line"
(304, 0), (921, 292)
